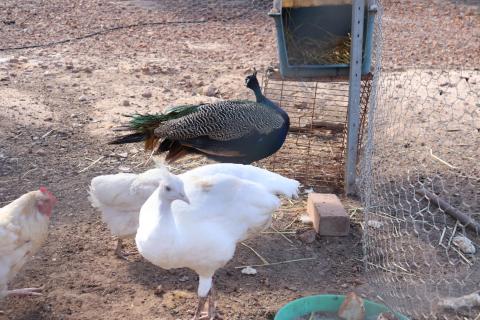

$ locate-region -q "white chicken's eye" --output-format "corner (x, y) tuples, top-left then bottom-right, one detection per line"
(165, 186), (171, 192)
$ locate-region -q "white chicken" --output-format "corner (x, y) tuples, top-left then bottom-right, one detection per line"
(136, 167), (298, 320)
(0, 187), (57, 299)
(89, 164), (299, 258)
(88, 168), (166, 258)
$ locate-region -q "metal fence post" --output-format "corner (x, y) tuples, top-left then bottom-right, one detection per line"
(345, 0), (365, 195)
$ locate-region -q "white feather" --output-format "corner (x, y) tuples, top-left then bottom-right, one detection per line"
(136, 169), (289, 299)
(88, 168), (167, 238)
(89, 164), (299, 240)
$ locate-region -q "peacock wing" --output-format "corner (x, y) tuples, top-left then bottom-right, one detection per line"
(154, 101), (286, 142)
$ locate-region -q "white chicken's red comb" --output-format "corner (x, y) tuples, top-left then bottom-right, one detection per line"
(39, 186), (57, 202)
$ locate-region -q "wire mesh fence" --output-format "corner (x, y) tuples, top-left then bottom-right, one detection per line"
(2, 0), (478, 318)
(359, 1), (480, 319)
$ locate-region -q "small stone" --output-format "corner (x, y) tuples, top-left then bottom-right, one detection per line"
(118, 166), (131, 172)
(304, 187), (314, 194)
(338, 292), (365, 320)
(241, 266), (257, 275)
(284, 285), (297, 292)
(299, 214), (312, 225)
(377, 312), (398, 320)
(117, 152), (128, 158)
(297, 229), (317, 244)
(122, 100), (130, 107)
(83, 67), (93, 74)
(154, 285), (165, 296)
(142, 92), (152, 98)
(78, 95), (87, 102)
(35, 148), (46, 156)
(367, 220), (383, 229)
(452, 236), (475, 254)
(178, 275), (189, 282)
(203, 85), (218, 97)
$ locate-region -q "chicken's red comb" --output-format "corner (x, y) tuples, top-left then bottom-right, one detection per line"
(39, 186), (49, 193)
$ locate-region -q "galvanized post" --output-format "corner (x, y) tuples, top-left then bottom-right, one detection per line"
(345, 0), (365, 195)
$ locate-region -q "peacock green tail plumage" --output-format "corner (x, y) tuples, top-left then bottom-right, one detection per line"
(109, 104), (199, 150)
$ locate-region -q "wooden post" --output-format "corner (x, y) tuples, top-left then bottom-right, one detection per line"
(345, 0), (365, 195)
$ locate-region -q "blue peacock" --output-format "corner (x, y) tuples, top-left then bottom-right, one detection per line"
(109, 71), (290, 164)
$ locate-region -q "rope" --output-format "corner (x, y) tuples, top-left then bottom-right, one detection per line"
(0, 11), (250, 52)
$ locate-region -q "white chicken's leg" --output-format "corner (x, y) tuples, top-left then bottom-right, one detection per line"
(193, 276), (217, 320)
(207, 285), (217, 319)
(6, 287), (43, 296)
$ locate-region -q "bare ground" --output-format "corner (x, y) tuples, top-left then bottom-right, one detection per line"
(0, 0), (478, 319)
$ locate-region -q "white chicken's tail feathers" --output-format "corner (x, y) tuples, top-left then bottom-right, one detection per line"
(88, 173), (137, 209)
(88, 187), (102, 209)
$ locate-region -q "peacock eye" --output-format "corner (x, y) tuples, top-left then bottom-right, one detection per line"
(165, 186), (171, 192)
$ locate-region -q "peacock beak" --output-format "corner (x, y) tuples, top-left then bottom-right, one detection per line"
(180, 193), (190, 205)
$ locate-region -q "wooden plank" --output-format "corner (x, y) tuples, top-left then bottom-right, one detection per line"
(283, 0), (352, 8)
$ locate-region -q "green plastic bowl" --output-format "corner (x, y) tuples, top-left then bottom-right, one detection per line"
(275, 294), (409, 320)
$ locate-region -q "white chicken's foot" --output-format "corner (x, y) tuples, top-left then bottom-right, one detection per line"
(6, 287), (43, 297)
(192, 296), (208, 320)
(193, 286), (218, 320)
(207, 286), (218, 320)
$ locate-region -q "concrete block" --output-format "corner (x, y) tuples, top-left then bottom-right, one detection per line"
(307, 193), (350, 236)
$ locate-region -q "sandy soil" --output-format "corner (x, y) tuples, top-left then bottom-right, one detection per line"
(0, 0), (478, 319)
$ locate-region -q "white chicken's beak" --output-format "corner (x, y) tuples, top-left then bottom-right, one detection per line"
(180, 193), (190, 205)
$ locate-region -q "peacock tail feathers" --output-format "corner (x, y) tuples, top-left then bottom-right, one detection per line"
(109, 105), (200, 149)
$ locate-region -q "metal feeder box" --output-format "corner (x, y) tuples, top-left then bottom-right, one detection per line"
(269, 0), (375, 78)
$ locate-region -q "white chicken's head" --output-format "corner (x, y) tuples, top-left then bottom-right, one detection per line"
(36, 187), (58, 218)
(158, 171), (190, 205)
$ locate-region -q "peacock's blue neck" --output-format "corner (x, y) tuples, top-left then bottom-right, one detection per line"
(253, 86), (265, 103)
(252, 85), (290, 124)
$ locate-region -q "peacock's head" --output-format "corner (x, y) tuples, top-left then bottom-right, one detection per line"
(245, 69), (260, 90)
(158, 170), (190, 205)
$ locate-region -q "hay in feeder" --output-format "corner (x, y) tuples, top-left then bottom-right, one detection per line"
(285, 26), (351, 65)
(283, 8), (351, 65)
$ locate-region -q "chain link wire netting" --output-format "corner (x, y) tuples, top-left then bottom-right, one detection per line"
(3, 0), (478, 318)
(359, 1), (480, 318)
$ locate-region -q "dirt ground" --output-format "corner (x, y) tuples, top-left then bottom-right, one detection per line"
(0, 0), (478, 319)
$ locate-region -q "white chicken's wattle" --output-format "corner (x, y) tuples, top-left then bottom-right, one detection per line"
(135, 167), (298, 320)
(0, 188), (57, 299)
